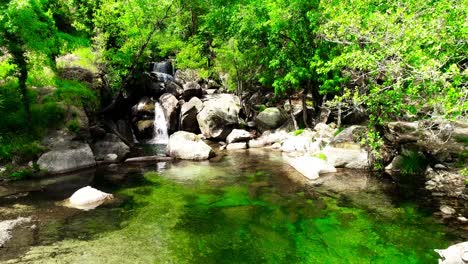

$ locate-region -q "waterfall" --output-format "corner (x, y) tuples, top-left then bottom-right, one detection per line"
(149, 102), (169, 144)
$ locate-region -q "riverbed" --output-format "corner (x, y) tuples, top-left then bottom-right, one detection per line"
(0, 149), (464, 263)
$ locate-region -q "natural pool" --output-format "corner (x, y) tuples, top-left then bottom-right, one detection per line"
(0, 149), (463, 263)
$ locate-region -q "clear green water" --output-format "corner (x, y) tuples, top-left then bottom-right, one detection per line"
(0, 150), (459, 263)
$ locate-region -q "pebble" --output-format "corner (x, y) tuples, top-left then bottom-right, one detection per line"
(440, 205), (456, 215)
(457, 216), (468, 223)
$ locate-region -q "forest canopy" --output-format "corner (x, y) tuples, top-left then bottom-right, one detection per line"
(0, 0), (467, 165)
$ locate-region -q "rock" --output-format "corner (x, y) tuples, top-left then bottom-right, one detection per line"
(261, 130), (289, 145)
(281, 131), (318, 154)
(322, 145), (369, 169)
(180, 97), (203, 133)
(167, 131), (215, 160)
(182, 81), (203, 101)
(255, 107), (287, 131)
(125, 156), (173, 163)
(287, 156), (337, 180)
(89, 125), (106, 139)
(271, 143), (282, 149)
(331, 125), (367, 145)
(384, 155), (404, 171)
(226, 129), (252, 144)
(440, 205), (456, 215)
(435, 164), (448, 170)
(92, 133), (130, 162)
(136, 120), (154, 139)
(435, 241), (468, 264)
(0, 217), (32, 247)
(386, 120), (468, 159)
(226, 142), (247, 150)
(425, 168), (465, 197)
(37, 143), (96, 174)
(159, 93), (180, 133)
(314, 123), (336, 139)
(458, 216), (468, 223)
(197, 94), (241, 140)
(166, 81), (184, 98)
(104, 154), (119, 162)
(131, 97), (154, 117)
(249, 139), (266, 148)
(66, 186), (113, 210)
(174, 69), (200, 85)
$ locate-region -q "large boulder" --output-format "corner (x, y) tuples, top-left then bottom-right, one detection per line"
(166, 81), (184, 98)
(331, 125), (367, 145)
(435, 241), (468, 264)
(314, 123), (336, 139)
(255, 107), (287, 131)
(287, 156), (337, 180)
(182, 81), (203, 101)
(180, 97), (203, 133)
(281, 136), (319, 154)
(226, 142), (247, 150)
(226, 129), (252, 144)
(322, 145), (369, 169)
(386, 120), (468, 160)
(159, 93), (180, 133)
(197, 94), (241, 140)
(37, 143), (96, 174)
(92, 134), (130, 162)
(167, 131), (215, 160)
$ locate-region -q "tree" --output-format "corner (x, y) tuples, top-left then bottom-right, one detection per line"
(0, 0), (59, 119)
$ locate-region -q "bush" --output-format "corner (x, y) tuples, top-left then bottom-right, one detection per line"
(66, 119), (81, 133)
(398, 150), (428, 175)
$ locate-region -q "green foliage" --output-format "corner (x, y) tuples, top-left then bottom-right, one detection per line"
(313, 153), (328, 161)
(293, 129), (305, 136)
(66, 119), (81, 133)
(9, 168), (34, 181)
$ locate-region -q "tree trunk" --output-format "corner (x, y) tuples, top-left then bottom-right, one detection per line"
(10, 45), (31, 121)
(302, 84), (310, 128)
(288, 94), (299, 130)
(337, 102), (342, 128)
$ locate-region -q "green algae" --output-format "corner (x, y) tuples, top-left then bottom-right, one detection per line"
(4, 153), (456, 263)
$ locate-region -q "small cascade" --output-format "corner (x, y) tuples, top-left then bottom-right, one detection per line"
(149, 102), (169, 144)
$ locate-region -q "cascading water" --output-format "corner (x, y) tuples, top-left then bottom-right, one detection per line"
(149, 102), (169, 144)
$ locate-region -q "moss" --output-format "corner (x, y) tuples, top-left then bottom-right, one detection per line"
(293, 129), (305, 136)
(66, 119), (81, 133)
(397, 150), (428, 176)
(313, 153), (328, 161)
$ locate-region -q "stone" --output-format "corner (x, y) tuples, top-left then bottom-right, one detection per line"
(131, 97), (154, 117)
(248, 139), (266, 148)
(159, 93), (180, 133)
(425, 168), (465, 197)
(261, 130), (289, 145)
(281, 135), (319, 154)
(458, 216), (468, 223)
(440, 205), (456, 215)
(0, 217), (32, 247)
(182, 81), (203, 101)
(226, 142), (247, 150)
(165, 81), (184, 98)
(384, 155), (404, 171)
(322, 145), (369, 169)
(136, 120), (154, 139)
(255, 107), (287, 131)
(167, 131), (215, 160)
(37, 143), (96, 174)
(197, 94), (241, 140)
(331, 125), (367, 145)
(66, 186), (113, 211)
(180, 97), (203, 133)
(287, 156), (337, 180)
(435, 241), (468, 264)
(104, 154), (119, 162)
(271, 143), (282, 149)
(314, 123), (336, 139)
(174, 69), (200, 85)
(92, 133), (130, 162)
(226, 129), (252, 144)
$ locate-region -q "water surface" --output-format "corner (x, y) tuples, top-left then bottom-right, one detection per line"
(0, 149), (462, 263)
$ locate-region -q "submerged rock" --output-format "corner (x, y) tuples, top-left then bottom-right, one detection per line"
(0, 217), (32, 247)
(167, 131), (215, 160)
(286, 156), (336, 180)
(66, 186), (113, 211)
(425, 168), (465, 198)
(435, 241), (468, 264)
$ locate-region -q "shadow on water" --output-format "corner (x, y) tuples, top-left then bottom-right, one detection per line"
(0, 149), (465, 263)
